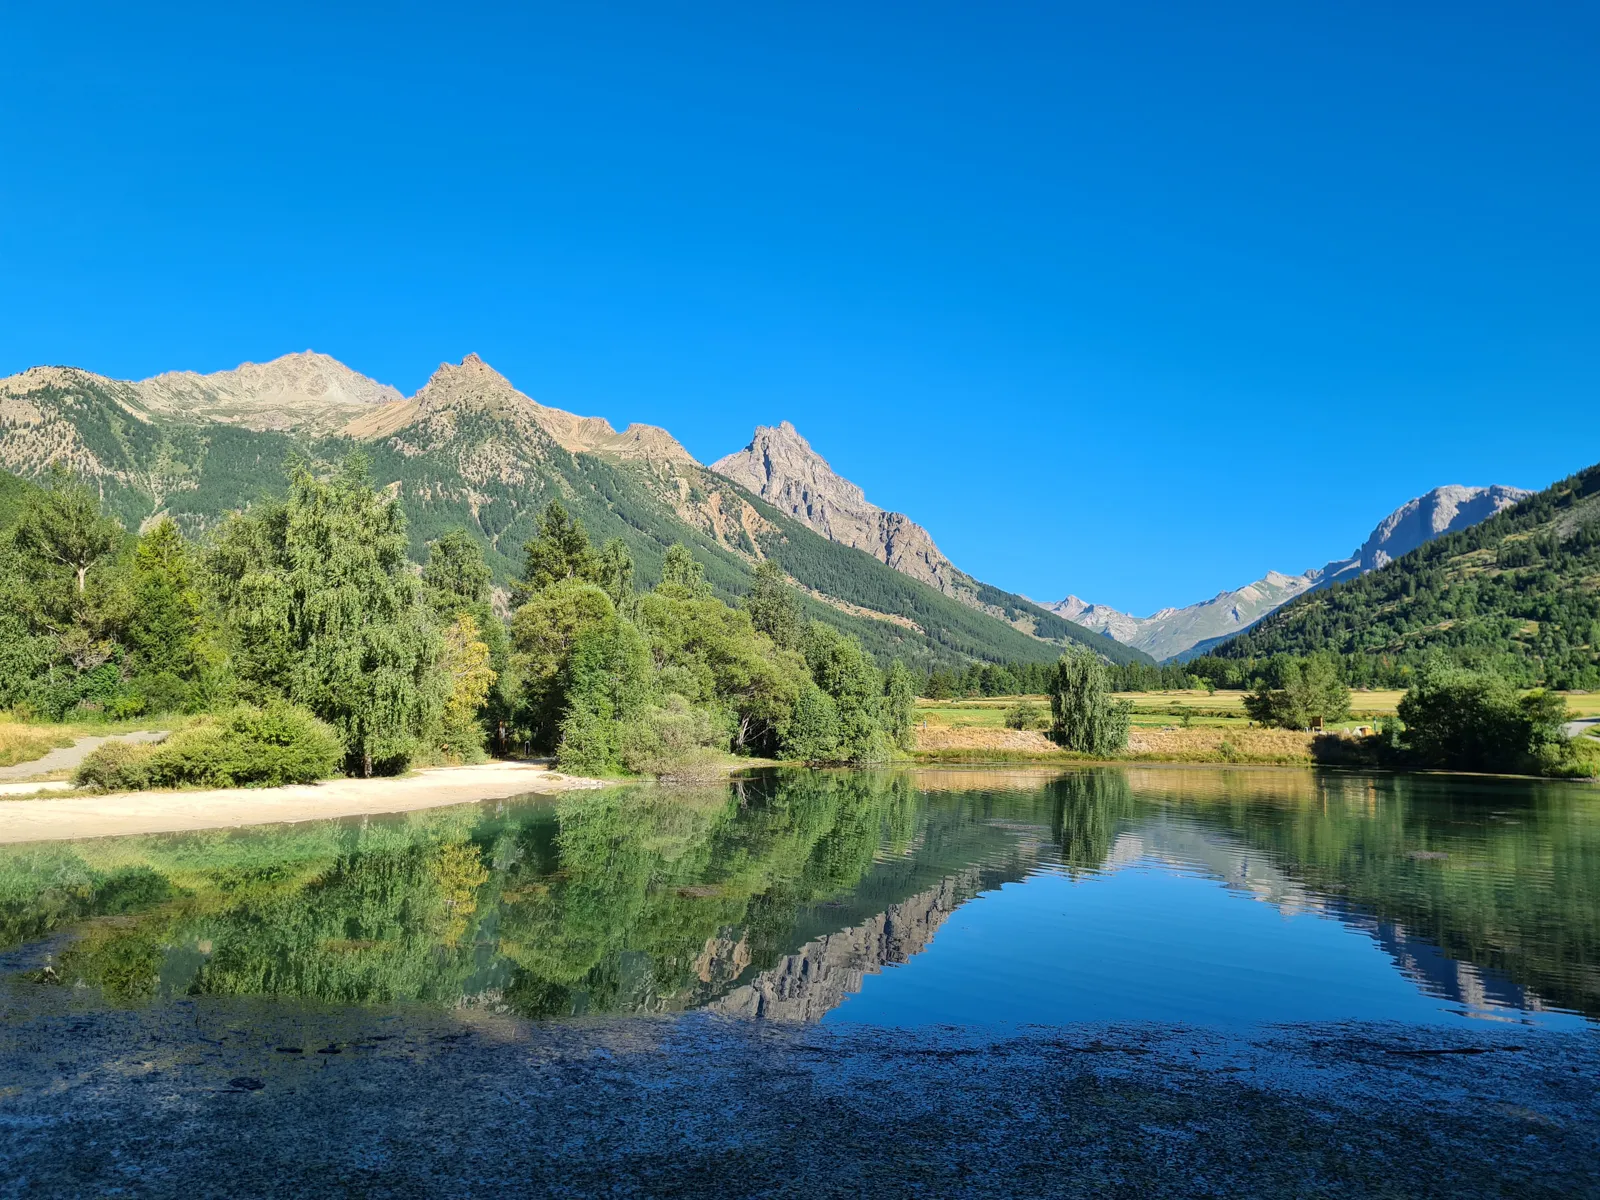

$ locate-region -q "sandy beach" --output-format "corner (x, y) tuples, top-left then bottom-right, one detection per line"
(0, 761), (605, 844)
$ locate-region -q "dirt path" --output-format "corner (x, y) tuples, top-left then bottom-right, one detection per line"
(0, 730), (169, 782)
(0, 761), (605, 844)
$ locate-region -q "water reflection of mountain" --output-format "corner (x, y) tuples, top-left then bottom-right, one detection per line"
(708, 871), (980, 1022)
(0, 766), (1594, 1025)
(1101, 815), (1550, 1020)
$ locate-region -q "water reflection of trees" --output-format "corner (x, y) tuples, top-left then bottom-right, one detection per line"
(0, 771), (929, 1015)
(3, 767), (1597, 1022)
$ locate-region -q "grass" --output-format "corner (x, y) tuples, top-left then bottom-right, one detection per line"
(0, 719), (75, 769)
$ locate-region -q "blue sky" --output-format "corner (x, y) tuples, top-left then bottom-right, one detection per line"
(1, 2), (1594, 615)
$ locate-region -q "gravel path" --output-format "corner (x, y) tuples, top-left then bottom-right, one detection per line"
(0, 730), (168, 782)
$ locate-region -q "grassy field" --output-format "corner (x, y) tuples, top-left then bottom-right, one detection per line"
(915, 685), (1587, 755)
(915, 690), (1407, 737)
(0, 719), (75, 769)
(0, 714), (185, 771)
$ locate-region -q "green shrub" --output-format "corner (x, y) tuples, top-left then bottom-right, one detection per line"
(618, 694), (728, 779)
(72, 740), (157, 791)
(75, 704), (344, 791)
(144, 704), (344, 788)
(1004, 700), (1043, 731)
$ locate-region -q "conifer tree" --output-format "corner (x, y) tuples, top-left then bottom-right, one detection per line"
(517, 500), (599, 601)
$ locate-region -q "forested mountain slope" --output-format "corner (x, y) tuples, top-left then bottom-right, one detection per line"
(1211, 463), (1600, 687)
(0, 354), (1147, 671)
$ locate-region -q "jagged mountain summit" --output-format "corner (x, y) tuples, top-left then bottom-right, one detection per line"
(0, 351), (1149, 671)
(710, 421), (1096, 644)
(1047, 484), (1531, 661)
(711, 421), (957, 594)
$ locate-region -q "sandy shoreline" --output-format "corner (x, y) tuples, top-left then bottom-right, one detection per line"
(0, 761), (606, 845)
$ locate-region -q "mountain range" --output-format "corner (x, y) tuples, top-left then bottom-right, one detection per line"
(0, 351), (1150, 672)
(1042, 484), (1530, 661)
(1212, 463), (1599, 688)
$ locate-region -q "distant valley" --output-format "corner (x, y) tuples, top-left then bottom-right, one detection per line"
(1042, 485), (1530, 662)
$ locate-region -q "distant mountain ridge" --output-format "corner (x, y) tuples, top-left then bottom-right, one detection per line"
(1045, 484), (1531, 662)
(1211, 465), (1600, 687)
(0, 351), (1150, 671)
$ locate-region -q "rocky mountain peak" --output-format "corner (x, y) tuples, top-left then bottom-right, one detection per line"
(402, 355), (695, 465)
(712, 422), (955, 594)
(131, 350), (404, 433)
(1048, 482), (1530, 661)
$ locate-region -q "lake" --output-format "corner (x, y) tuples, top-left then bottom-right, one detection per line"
(3, 765), (1595, 1032)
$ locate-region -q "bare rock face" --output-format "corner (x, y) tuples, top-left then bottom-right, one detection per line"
(712, 421), (959, 594)
(361, 352), (697, 465)
(1049, 486), (1531, 662)
(134, 351), (405, 433)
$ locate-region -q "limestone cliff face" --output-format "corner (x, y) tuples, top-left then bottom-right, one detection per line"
(706, 872), (977, 1022)
(711, 422), (960, 597)
(1047, 485), (1531, 662)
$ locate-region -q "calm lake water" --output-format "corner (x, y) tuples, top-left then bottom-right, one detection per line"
(2, 767), (1596, 1031)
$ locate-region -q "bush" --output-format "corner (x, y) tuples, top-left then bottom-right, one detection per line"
(618, 694), (728, 780)
(73, 740), (157, 791)
(74, 703), (344, 791)
(1004, 700), (1044, 731)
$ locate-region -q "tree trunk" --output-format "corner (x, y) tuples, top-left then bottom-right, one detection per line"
(75, 565), (86, 594)
(362, 749), (373, 778)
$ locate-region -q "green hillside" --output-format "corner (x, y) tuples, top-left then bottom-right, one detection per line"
(1212, 461), (1600, 687)
(0, 372), (1148, 672)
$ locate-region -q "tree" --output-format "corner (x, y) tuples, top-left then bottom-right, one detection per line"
(801, 621), (888, 764)
(510, 582), (617, 750)
(635, 589), (807, 754)
(1398, 661), (1569, 773)
(425, 531), (514, 752)
(517, 500), (599, 600)
(207, 457), (445, 776)
(423, 530), (493, 611)
(11, 466), (124, 600)
(785, 684), (841, 763)
(1049, 652), (1131, 754)
(595, 538), (635, 610)
(436, 613), (497, 762)
(658, 543), (711, 598)
(883, 660), (916, 749)
(125, 519), (216, 712)
(1243, 656), (1351, 730)
(554, 614), (655, 775)
(745, 559), (802, 650)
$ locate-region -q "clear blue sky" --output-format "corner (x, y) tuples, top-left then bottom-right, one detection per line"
(2, 2), (1594, 615)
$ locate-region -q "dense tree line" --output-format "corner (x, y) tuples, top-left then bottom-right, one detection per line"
(921, 657), (1203, 698)
(0, 463), (915, 779)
